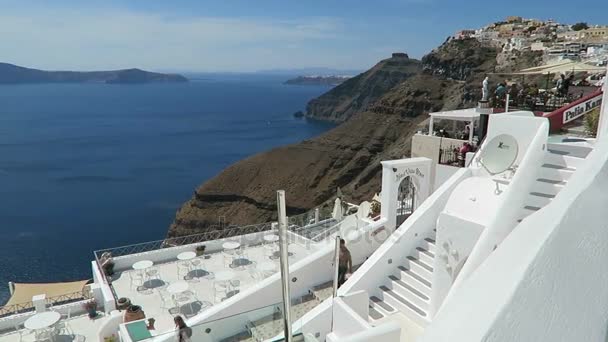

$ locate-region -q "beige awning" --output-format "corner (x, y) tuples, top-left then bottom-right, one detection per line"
(515, 60), (605, 75)
(4, 280), (89, 307)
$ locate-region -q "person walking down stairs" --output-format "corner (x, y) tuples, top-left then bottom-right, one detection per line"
(338, 239), (353, 287)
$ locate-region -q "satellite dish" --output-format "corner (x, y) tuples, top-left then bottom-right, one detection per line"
(478, 134), (519, 175)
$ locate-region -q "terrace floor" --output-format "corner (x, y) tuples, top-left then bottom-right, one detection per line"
(108, 241), (315, 335)
(0, 312), (105, 342)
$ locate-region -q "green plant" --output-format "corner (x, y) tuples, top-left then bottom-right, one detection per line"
(571, 22), (589, 31)
(585, 108), (600, 137)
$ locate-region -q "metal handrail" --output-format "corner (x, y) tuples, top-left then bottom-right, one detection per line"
(0, 301), (35, 318)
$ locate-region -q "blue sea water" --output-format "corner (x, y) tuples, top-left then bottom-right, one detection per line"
(0, 74), (334, 304)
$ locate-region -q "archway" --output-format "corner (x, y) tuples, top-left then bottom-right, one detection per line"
(396, 176), (416, 226)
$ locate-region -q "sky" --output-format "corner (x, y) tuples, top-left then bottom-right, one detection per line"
(0, 0), (606, 72)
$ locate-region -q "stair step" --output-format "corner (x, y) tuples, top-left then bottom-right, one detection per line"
(398, 265), (432, 290)
(405, 256), (433, 280)
(525, 193), (554, 208)
(388, 275), (429, 310)
(544, 151), (586, 169)
(530, 180), (564, 196)
(369, 305), (384, 321)
(380, 285), (427, 324)
(542, 163), (576, 171)
(370, 296), (395, 315)
(422, 238), (436, 254)
(547, 144), (591, 159)
(537, 168), (575, 182)
(415, 247), (435, 265)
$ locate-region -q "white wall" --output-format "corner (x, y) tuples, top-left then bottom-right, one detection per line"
(434, 165), (460, 190)
(419, 138), (608, 342)
(453, 116), (548, 290)
(339, 168), (470, 300)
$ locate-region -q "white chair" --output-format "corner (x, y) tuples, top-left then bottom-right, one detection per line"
(229, 279), (241, 292)
(10, 324), (30, 342)
(174, 291), (196, 316)
(190, 257), (203, 270)
(157, 290), (174, 312)
(223, 254), (233, 268)
(248, 267), (262, 281)
(35, 328), (54, 342)
(54, 306), (73, 337)
(129, 271), (145, 291)
(146, 265), (161, 282)
(177, 261), (191, 281)
(264, 243), (277, 258)
(213, 282), (227, 303)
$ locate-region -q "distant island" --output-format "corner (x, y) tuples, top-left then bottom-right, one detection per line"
(284, 75), (351, 86)
(0, 63), (188, 84)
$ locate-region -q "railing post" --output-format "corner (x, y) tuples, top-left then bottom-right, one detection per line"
(315, 208), (320, 224)
(276, 190), (293, 342)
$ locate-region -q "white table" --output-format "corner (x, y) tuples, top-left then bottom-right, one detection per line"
(132, 260), (153, 270)
(24, 311), (61, 330)
(222, 241), (241, 250)
(167, 281), (189, 295)
(263, 234), (279, 243)
(215, 270), (236, 281)
(177, 252), (196, 261)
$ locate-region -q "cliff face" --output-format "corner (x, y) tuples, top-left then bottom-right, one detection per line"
(168, 39), (538, 238)
(0, 63), (188, 84)
(305, 55), (421, 123)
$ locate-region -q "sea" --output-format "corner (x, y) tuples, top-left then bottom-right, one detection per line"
(0, 74), (334, 305)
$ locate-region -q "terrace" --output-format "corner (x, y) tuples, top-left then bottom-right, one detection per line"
(0, 208), (346, 342)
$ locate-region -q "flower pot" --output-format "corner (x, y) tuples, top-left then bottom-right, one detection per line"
(124, 305), (146, 323)
(117, 297), (131, 310)
(195, 246), (206, 257)
(87, 308), (97, 319)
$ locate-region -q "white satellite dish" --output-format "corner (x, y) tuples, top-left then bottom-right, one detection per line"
(478, 134), (519, 175)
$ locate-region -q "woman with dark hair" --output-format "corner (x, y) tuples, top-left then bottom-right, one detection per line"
(174, 316), (192, 342)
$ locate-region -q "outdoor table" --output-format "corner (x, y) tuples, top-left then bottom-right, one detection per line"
(25, 311), (61, 338)
(215, 270), (236, 282)
(177, 251), (196, 261)
(167, 281), (189, 295)
(222, 241), (241, 250)
(132, 260), (153, 271)
(263, 234), (279, 243)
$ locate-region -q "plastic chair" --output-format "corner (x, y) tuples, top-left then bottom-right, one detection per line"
(157, 289), (173, 312)
(190, 257), (203, 270)
(213, 282), (227, 303)
(34, 328), (54, 342)
(129, 271), (144, 291)
(146, 266), (161, 282)
(54, 306), (73, 336)
(177, 261), (190, 281)
(10, 324), (31, 342)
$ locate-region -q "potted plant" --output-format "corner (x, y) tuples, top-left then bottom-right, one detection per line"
(195, 245), (206, 257)
(370, 201), (381, 219)
(123, 304), (146, 323)
(84, 300), (98, 319)
(104, 334), (117, 342)
(117, 297), (131, 310)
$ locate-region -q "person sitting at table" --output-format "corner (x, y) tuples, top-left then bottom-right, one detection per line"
(100, 252), (115, 276)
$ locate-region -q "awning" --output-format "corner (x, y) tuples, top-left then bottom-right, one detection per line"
(4, 280), (89, 306)
(515, 60), (606, 75)
(429, 108), (481, 121)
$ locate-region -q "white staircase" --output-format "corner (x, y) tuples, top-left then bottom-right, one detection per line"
(368, 236), (436, 326)
(517, 144), (590, 222)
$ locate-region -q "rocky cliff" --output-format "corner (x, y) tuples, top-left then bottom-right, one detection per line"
(167, 38), (539, 238)
(305, 54), (422, 122)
